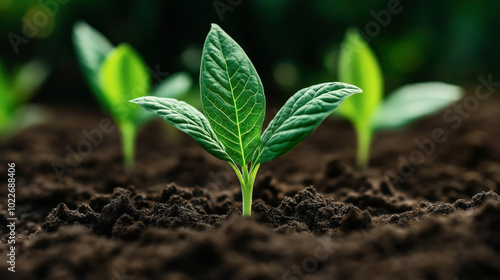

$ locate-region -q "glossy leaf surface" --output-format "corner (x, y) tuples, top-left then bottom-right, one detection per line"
(200, 24), (265, 166)
(257, 82), (361, 163)
(131, 96), (231, 161)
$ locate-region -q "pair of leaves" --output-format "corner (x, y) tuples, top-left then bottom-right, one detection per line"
(72, 22), (192, 126)
(132, 24), (361, 167)
(337, 28), (463, 133)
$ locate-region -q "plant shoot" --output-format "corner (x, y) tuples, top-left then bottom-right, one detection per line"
(336, 28), (463, 169)
(73, 22), (192, 170)
(132, 24), (361, 216)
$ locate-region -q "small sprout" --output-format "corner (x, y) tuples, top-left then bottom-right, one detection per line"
(0, 59), (50, 140)
(72, 21), (192, 170)
(131, 24), (362, 216)
(336, 28), (464, 169)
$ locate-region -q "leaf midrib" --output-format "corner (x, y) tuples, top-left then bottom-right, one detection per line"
(149, 99), (228, 155)
(215, 33), (246, 165)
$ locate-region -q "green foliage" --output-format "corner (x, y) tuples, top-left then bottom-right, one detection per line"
(73, 21), (192, 170)
(337, 29), (383, 123)
(0, 59), (50, 140)
(73, 21), (114, 111)
(257, 83), (361, 164)
(129, 97), (232, 162)
(99, 44), (151, 115)
(132, 24), (361, 216)
(337, 28), (464, 169)
(200, 24), (266, 166)
(372, 82), (464, 131)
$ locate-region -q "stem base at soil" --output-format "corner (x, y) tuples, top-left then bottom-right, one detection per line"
(355, 122), (372, 170)
(120, 121), (137, 171)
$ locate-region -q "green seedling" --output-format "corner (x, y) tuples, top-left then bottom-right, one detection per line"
(0, 59), (50, 140)
(336, 28), (463, 169)
(132, 24), (362, 216)
(73, 21), (192, 170)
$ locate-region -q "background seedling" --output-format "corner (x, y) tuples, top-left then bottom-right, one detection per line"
(336, 28), (464, 169)
(73, 21), (192, 170)
(0, 59), (50, 140)
(132, 24), (362, 216)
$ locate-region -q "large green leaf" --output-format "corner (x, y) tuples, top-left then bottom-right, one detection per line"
(336, 28), (383, 124)
(73, 21), (114, 110)
(99, 43), (151, 123)
(256, 82), (362, 163)
(200, 24), (265, 166)
(373, 82), (463, 131)
(136, 72), (193, 125)
(130, 96), (231, 161)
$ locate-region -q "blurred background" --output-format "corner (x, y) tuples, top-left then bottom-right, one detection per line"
(1, 0), (499, 107)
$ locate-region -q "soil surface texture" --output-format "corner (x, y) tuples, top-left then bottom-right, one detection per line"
(1, 97), (500, 280)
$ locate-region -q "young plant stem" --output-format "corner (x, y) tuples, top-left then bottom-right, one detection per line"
(230, 162), (260, 216)
(241, 181), (253, 216)
(355, 122), (372, 170)
(120, 121), (137, 171)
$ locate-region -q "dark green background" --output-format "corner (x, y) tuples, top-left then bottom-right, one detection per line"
(1, 0), (498, 106)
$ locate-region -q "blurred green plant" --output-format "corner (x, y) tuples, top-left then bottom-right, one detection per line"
(0, 59), (50, 140)
(131, 24), (361, 216)
(72, 21), (192, 170)
(336, 28), (464, 169)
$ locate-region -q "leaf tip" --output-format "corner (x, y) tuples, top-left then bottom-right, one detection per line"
(210, 23), (222, 30)
(73, 20), (86, 30)
(339, 82), (363, 94)
(114, 42), (135, 54)
(129, 98), (141, 104)
(345, 27), (364, 42)
(209, 23), (227, 37)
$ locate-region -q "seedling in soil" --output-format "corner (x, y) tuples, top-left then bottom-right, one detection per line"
(73, 21), (192, 170)
(0, 59), (50, 140)
(131, 24), (362, 216)
(336, 28), (463, 169)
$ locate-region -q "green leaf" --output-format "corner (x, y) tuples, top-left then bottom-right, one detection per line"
(137, 72), (193, 125)
(336, 28), (383, 125)
(0, 60), (12, 115)
(11, 59), (50, 104)
(73, 21), (114, 110)
(373, 82), (463, 131)
(257, 82), (362, 163)
(152, 72), (192, 99)
(200, 24), (265, 166)
(99, 43), (151, 123)
(130, 96), (231, 162)
(13, 104), (50, 131)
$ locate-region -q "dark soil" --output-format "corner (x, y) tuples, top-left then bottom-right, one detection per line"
(1, 97), (500, 280)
